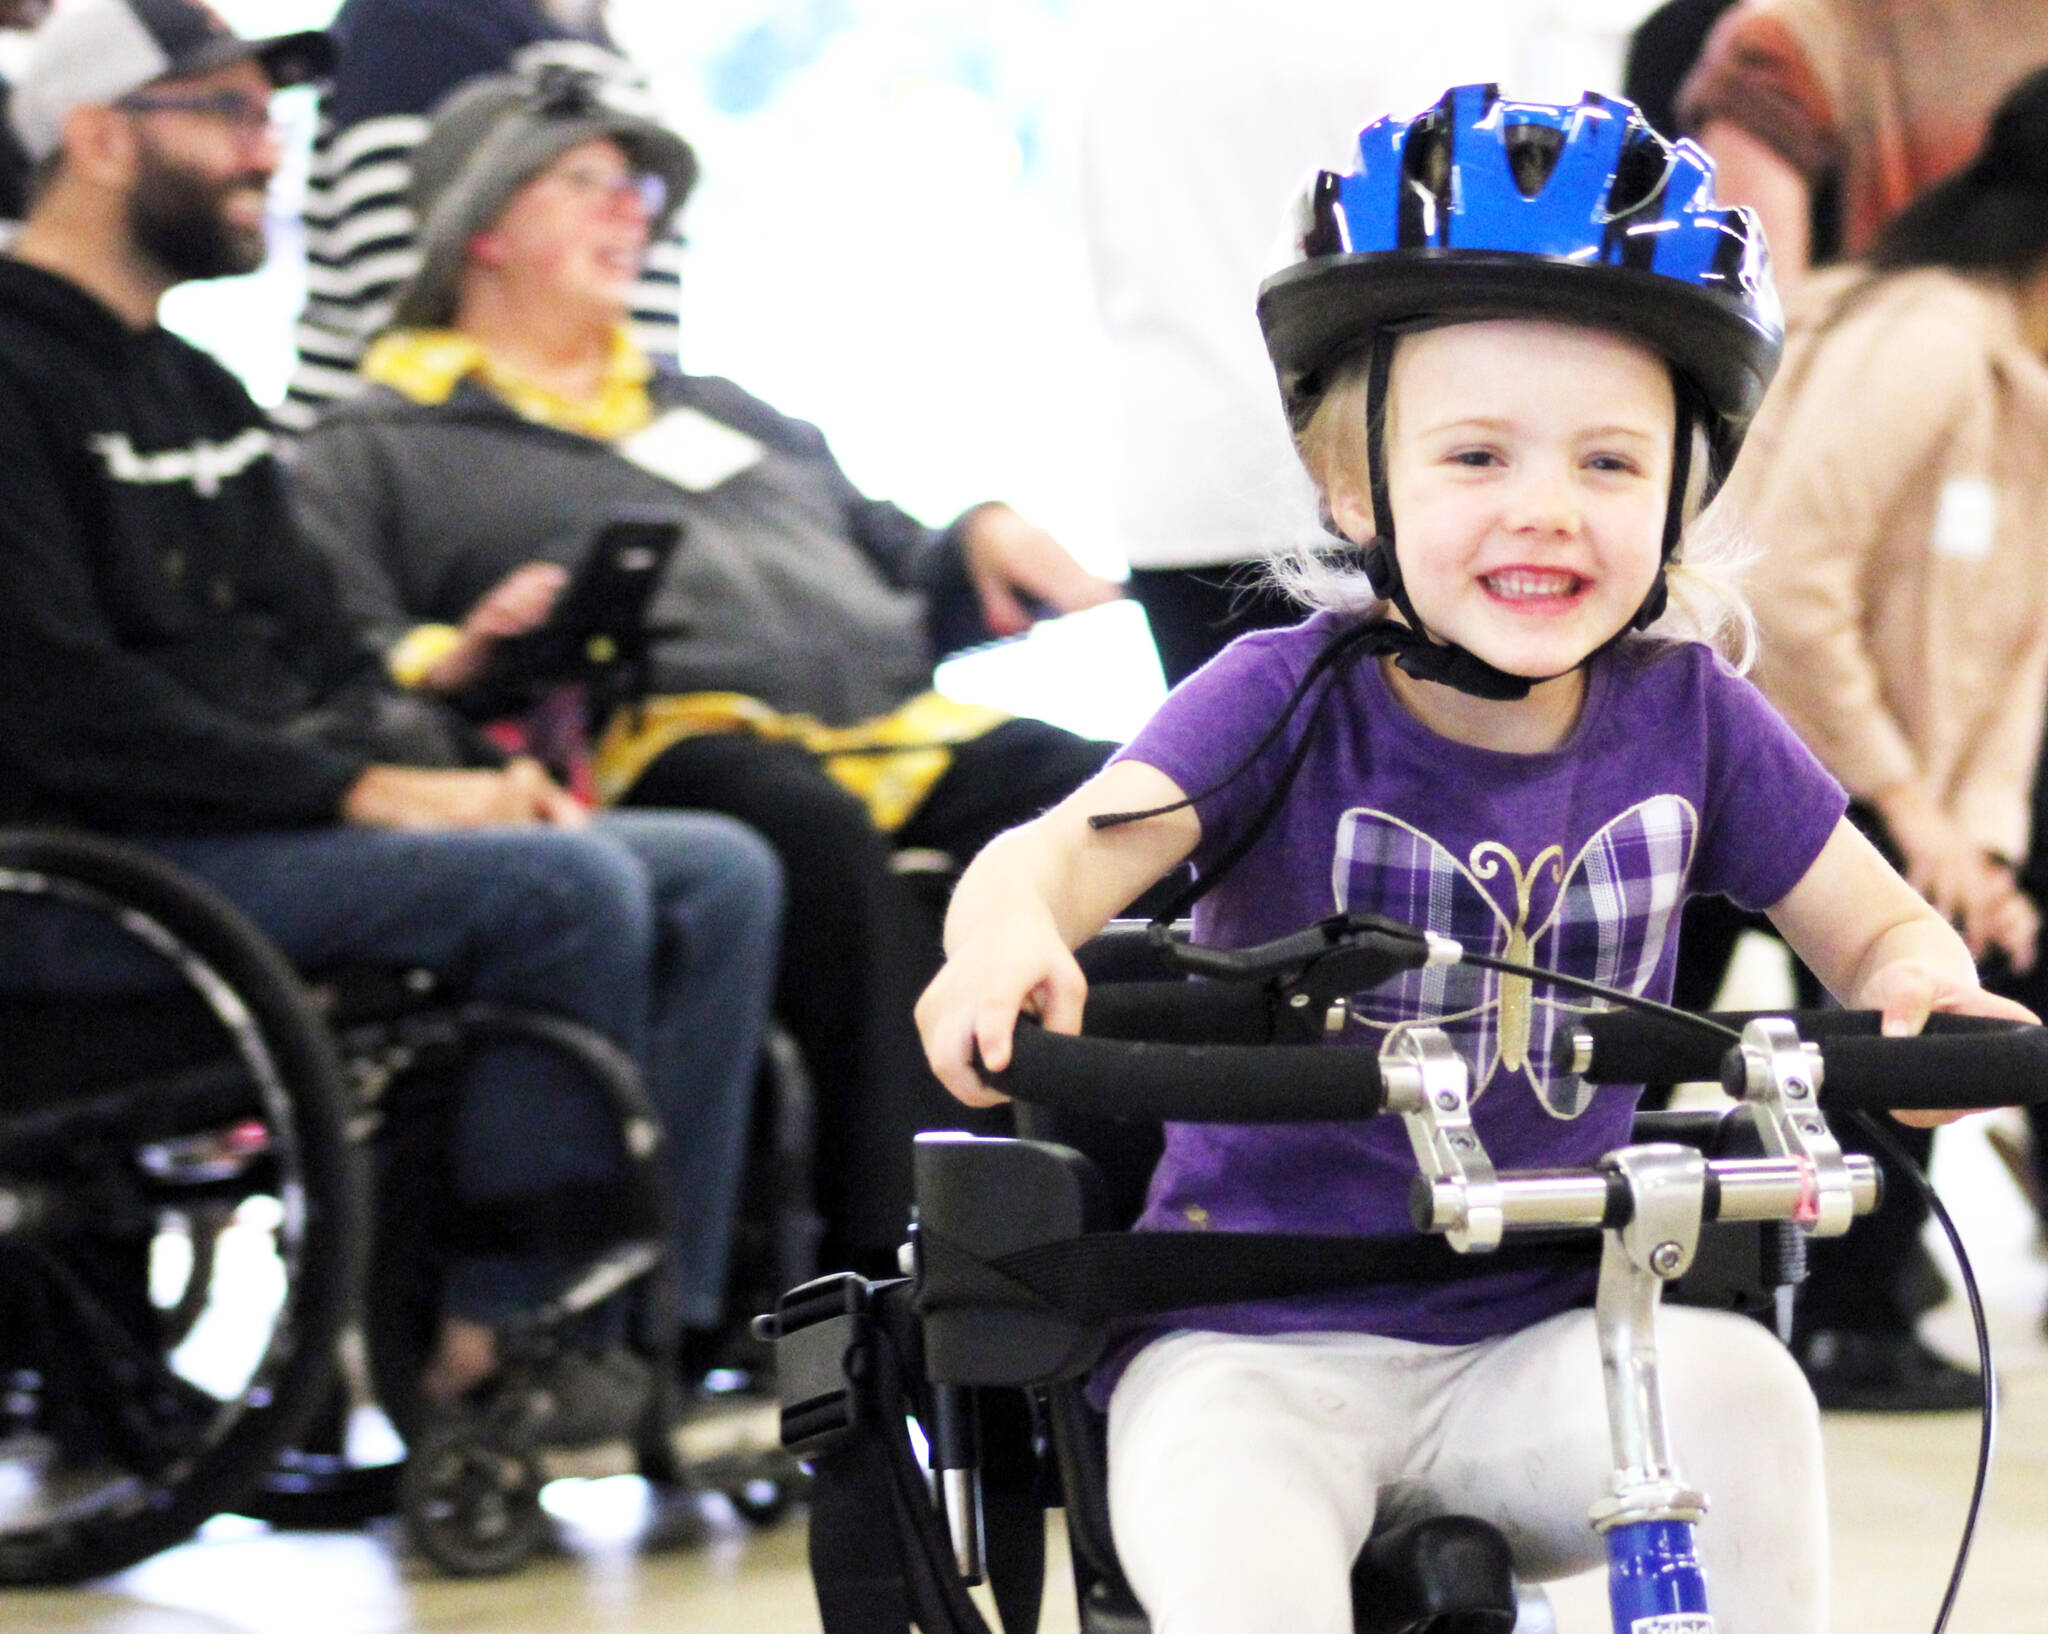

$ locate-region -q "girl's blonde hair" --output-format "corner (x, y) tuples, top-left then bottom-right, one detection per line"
(1268, 343), (1759, 672)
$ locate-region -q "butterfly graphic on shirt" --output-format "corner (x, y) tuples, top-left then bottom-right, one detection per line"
(1329, 795), (1698, 1117)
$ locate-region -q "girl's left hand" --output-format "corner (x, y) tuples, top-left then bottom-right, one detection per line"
(1855, 959), (2040, 1127)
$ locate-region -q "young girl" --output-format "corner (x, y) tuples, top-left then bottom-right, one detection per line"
(916, 87), (2034, 1634)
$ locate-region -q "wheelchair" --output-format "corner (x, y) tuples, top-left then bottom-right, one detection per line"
(0, 825), (804, 1582)
(764, 916), (2045, 1634)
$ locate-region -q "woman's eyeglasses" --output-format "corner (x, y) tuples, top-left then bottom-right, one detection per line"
(548, 164), (669, 218)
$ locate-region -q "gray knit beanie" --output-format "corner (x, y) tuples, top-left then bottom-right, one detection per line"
(393, 63), (697, 331)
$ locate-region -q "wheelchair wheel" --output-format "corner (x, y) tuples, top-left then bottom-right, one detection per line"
(398, 1413), (547, 1578)
(0, 830), (362, 1583)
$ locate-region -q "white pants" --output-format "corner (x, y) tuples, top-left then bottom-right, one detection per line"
(1106, 1309), (1825, 1634)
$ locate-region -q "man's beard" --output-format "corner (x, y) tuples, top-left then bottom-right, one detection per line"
(126, 139), (271, 283)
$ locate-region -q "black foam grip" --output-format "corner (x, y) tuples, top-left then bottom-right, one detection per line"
(1816, 1029), (2048, 1109)
(985, 1020), (1386, 1122)
(1563, 1008), (2022, 1085)
(1078, 981), (1276, 1045)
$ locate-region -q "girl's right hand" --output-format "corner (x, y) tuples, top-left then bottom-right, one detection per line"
(915, 917), (1089, 1108)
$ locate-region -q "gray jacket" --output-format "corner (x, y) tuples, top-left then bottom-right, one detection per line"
(290, 369), (981, 725)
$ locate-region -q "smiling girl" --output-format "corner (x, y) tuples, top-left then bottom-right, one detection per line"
(913, 86), (2032, 1634)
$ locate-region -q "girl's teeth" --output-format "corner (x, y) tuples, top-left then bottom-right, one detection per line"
(1486, 570), (1579, 598)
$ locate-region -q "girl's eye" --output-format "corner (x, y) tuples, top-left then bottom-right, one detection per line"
(1585, 453), (1642, 475)
(1449, 449), (1500, 468)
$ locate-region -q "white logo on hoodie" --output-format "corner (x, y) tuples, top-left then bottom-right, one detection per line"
(90, 428), (275, 498)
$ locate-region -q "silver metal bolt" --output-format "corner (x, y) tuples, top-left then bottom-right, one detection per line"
(1289, 992), (1311, 1009)
(1651, 1242), (1686, 1276)
(1450, 1133), (1474, 1151)
(1436, 1092), (1460, 1111)
(1799, 1117), (1825, 1135)
(1783, 1079), (1809, 1099)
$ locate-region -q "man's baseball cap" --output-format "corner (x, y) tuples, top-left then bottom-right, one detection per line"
(9, 0), (334, 162)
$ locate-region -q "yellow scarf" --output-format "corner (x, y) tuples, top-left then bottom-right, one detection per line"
(593, 690), (1009, 833)
(362, 325), (657, 441)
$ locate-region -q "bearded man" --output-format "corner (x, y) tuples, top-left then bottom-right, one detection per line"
(0, 0), (787, 1412)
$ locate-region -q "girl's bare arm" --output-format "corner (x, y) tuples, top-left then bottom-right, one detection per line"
(917, 759), (1199, 1105)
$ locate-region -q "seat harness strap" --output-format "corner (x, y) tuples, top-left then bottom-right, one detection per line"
(917, 1224), (1596, 1334)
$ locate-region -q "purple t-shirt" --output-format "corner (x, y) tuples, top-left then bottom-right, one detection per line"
(1103, 614), (1846, 1362)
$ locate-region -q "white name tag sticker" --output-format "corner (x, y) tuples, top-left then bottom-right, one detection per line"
(1932, 476), (1997, 560)
(617, 407), (766, 493)
(1630, 1616), (1714, 1634)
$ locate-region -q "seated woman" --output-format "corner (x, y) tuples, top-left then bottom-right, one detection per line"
(1713, 65), (2048, 1401)
(289, 64), (1124, 1273)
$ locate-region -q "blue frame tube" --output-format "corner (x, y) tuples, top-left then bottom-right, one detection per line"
(1606, 1518), (1713, 1633)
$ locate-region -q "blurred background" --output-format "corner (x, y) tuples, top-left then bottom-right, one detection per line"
(0, 0), (1668, 743)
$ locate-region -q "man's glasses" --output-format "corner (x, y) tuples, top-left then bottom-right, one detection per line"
(116, 90), (280, 139)
(548, 164), (668, 218)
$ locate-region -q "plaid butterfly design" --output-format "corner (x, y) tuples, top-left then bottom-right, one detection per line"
(1330, 795), (1698, 1116)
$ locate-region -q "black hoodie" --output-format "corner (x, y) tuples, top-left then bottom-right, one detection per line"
(0, 258), (429, 832)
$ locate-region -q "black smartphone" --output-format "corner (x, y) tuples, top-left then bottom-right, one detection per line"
(481, 507), (685, 691)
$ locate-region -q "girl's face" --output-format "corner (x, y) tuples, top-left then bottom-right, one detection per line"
(1332, 319), (1675, 681)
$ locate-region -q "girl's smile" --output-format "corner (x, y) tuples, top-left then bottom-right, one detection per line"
(1478, 565), (1594, 611)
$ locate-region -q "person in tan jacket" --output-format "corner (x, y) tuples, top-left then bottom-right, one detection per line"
(1712, 66), (2048, 1406)
(1734, 85), (2048, 975)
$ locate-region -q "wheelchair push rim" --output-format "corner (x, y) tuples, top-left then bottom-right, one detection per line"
(0, 829), (362, 1584)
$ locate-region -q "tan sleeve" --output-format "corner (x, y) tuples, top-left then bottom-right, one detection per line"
(1677, 0), (1848, 178)
(1731, 288), (1983, 802)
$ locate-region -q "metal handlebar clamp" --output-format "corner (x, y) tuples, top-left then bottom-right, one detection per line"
(1381, 1026), (1503, 1252)
(1728, 1017), (1855, 1238)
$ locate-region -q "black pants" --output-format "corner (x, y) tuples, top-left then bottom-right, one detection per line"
(1127, 566), (1301, 689)
(621, 718), (1114, 1268)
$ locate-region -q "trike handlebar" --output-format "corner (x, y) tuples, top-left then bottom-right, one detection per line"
(983, 996), (2048, 1120)
(1562, 1007), (2046, 1108)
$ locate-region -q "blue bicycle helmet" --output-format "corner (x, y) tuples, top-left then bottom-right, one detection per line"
(1256, 85), (1784, 698)
(1261, 83), (1781, 466)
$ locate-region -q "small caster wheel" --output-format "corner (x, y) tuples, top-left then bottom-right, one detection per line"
(726, 1476), (792, 1527)
(400, 1417), (548, 1577)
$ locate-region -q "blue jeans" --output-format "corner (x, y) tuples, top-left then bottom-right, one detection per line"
(145, 811), (782, 1329)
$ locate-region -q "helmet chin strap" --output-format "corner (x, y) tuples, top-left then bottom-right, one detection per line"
(1352, 335), (1692, 703)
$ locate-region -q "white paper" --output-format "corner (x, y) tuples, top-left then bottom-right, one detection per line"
(1932, 475), (1998, 561)
(617, 407), (766, 493)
